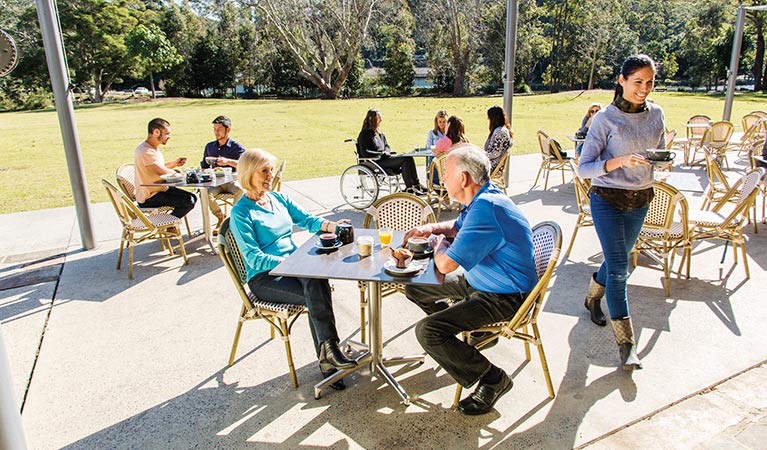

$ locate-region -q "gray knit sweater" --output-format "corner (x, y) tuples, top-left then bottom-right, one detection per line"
(577, 102), (665, 190)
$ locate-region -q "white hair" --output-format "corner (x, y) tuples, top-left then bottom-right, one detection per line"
(447, 143), (491, 185)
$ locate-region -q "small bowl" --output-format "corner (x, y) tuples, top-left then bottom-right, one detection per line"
(407, 237), (430, 254)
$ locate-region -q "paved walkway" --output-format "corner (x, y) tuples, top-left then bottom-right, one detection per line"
(1, 153), (766, 449)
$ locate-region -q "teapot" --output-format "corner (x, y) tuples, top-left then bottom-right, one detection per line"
(336, 223), (354, 244)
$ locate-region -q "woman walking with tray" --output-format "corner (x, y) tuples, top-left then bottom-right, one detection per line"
(577, 54), (666, 371)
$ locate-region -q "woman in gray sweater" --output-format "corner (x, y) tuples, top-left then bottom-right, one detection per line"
(577, 54), (666, 371)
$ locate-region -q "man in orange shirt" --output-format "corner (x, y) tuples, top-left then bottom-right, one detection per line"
(134, 118), (196, 218)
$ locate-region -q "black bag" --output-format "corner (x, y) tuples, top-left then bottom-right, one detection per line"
(549, 139), (568, 159)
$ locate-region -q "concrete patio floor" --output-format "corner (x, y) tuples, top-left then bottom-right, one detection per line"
(1, 153), (766, 449)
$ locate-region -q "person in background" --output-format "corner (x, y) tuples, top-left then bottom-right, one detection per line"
(434, 115), (470, 154)
(134, 118), (196, 218)
(575, 103), (602, 155)
(426, 109), (449, 186)
(357, 109), (427, 195)
(402, 144), (537, 416)
(201, 115), (246, 235)
(229, 148), (357, 389)
(483, 106), (513, 172)
(577, 54), (665, 372)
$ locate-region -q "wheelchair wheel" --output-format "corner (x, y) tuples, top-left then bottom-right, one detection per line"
(340, 165), (379, 209)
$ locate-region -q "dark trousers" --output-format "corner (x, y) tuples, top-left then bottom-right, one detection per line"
(405, 271), (525, 387)
(590, 192), (648, 319)
(248, 272), (338, 357)
(138, 187), (197, 218)
(377, 155), (421, 188)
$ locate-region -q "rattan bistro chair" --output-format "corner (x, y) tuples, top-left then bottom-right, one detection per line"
(533, 131), (574, 190)
(115, 163), (192, 236)
(632, 182), (692, 296)
(218, 218), (307, 388)
(691, 121), (734, 168)
(427, 152), (451, 220)
(102, 179), (188, 279)
(689, 168), (765, 280)
(490, 152), (511, 195)
(564, 174), (593, 258)
(452, 221), (562, 406)
(357, 193), (436, 343)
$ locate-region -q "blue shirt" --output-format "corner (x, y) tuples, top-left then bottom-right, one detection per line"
(201, 138), (246, 170)
(446, 183), (537, 294)
(426, 129), (445, 148)
(229, 192), (323, 281)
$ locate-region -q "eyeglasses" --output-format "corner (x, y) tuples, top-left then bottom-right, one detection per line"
(589, 109), (599, 114)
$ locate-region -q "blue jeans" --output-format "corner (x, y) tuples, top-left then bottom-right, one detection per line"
(589, 192), (648, 320)
(248, 273), (338, 358)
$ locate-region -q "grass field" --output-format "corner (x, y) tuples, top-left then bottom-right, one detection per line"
(1, 90), (765, 213)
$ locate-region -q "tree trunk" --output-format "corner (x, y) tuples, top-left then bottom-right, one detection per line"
(150, 70), (156, 99)
(587, 38), (601, 90)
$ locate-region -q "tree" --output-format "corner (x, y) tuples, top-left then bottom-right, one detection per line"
(414, 0), (484, 95)
(56, 0), (138, 102)
(242, 0), (376, 99)
(377, 1), (416, 95)
(126, 24), (183, 97)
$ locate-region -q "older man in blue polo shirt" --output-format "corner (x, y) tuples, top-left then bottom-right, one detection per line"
(403, 143), (537, 416)
(201, 115), (246, 234)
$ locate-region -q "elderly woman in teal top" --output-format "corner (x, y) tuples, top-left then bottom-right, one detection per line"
(577, 54), (665, 372)
(229, 148), (357, 388)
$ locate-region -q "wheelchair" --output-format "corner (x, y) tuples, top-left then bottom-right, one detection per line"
(339, 138), (404, 209)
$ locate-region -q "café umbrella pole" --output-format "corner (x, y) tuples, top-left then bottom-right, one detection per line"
(35, 0), (95, 250)
(503, 0), (519, 186)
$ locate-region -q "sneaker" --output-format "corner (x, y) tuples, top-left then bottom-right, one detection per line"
(458, 369), (513, 415)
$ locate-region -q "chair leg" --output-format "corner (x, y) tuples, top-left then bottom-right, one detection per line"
(117, 232), (126, 270)
(452, 331), (469, 407)
(740, 239), (750, 279)
(523, 325), (531, 361)
(532, 164), (544, 188)
(183, 216), (192, 237)
(532, 323), (555, 399)
(564, 223), (580, 258)
(176, 227), (188, 265)
(228, 306), (247, 366)
(663, 251), (671, 297)
(544, 168), (551, 190)
(128, 243), (134, 279)
(280, 318), (299, 388)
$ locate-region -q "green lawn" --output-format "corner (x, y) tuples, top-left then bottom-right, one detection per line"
(1, 91), (765, 213)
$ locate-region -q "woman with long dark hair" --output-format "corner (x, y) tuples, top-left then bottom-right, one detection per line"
(357, 109), (426, 195)
(484, 106), (513, 171)
(576, 54), (665, 371)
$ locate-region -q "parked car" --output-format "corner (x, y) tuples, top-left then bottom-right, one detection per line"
(133, 87), (149, 95)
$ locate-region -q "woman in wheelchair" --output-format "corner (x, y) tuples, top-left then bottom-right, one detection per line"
(358, 109), (427, 195)
(229, 149), (358, 389)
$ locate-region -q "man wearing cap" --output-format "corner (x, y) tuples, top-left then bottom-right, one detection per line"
(201, 115), (246, 234)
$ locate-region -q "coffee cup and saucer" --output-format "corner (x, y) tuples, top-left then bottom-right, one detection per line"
(407, 237), (434, 259)
(315, 233), (342, 252)
(645, 149), (676, 163)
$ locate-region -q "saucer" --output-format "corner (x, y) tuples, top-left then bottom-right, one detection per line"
(411, 247), (434, 259)
(315, 240), (343, 251)
(384, 259), (422, 276)
(648, 157), (674, 163)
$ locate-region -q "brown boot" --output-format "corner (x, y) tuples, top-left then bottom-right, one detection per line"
(611, 317), (642, 371)
(584, 273), (606, 326)
(213, 213), (225, 236)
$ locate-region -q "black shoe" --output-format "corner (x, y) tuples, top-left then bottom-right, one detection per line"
(318, 340), (357, 370)
(320, 368), (346, 390)
(467, 332), (499, 350)
(458, 370), (513, 415)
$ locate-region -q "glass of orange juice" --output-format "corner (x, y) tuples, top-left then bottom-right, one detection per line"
(378, 228), (393, 247)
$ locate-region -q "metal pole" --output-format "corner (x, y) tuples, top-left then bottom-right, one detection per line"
(503, 0), (519, 187)
(723, 6), (746, 122)
(503, 0), (519, 127)
(0, 326), (28, 450)
(36, 0), (95, 250)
